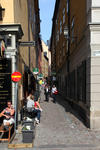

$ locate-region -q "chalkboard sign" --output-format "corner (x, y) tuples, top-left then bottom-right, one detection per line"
(0, 58), (12, 112)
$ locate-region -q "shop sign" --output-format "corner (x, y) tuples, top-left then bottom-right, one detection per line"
(51, 72), (56, 75)
(33, 68), (39, 74)
(38, 73), (43, 79)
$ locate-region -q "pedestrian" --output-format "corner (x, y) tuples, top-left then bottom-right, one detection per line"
(44, 84), (49, 102)
(51, 85), (58, 103)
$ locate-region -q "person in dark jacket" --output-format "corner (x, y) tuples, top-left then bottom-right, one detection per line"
(44, 84), (49, 102)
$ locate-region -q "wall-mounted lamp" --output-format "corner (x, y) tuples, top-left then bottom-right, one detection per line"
(64, 26), (69, 39)
(64, 26), (77, 41)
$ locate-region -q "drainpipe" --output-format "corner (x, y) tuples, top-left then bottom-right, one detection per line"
(27, 0), (30, 70)
(67, 0), (70, 73)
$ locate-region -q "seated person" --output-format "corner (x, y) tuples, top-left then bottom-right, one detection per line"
(27, 94), (41, 124)
(0, 101), (15, 127)
(27, 94), (34, 112)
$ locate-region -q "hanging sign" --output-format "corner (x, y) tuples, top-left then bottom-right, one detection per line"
(33, 68), (39, 74)
(11, 71), (22, 82)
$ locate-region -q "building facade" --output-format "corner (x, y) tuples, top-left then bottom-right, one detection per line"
(41, 40), (49, 78)
(0, 0), (41, 124)
(50, 0), (100, 129)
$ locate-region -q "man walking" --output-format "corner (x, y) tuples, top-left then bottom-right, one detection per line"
(44, 84), (49, 102)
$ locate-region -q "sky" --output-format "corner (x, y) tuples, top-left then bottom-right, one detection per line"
(39, 0), (56, 44)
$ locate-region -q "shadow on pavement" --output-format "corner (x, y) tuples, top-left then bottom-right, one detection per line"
(56, 94), (86, 127)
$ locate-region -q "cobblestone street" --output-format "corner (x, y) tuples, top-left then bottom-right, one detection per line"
(1, 90), (100, 150)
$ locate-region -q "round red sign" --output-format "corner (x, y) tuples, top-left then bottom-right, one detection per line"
(11, 72), (22, 82)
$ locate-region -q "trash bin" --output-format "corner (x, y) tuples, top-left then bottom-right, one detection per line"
(22, 130), (33, 143)
(22, 124), (34, 143)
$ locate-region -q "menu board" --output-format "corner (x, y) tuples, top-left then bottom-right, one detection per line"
(0, 58), (12, 112)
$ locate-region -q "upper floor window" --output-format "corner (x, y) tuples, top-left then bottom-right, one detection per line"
(56, 30), (59, 42)
(63, 8), (65, 24)
(33, 14), (36, 23)
(71, 17), (75, 43)
(56, 19), (57, 24)
(67, 0), (69, 15)
(60, 20), (62, 34)
(44, 52), (47, 57)
(29, 4), (32, 21)
(0, 5), (5, 20)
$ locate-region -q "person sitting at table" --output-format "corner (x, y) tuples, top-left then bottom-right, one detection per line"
(0, 101), (15, 127)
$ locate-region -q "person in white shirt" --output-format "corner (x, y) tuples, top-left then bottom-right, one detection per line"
(27, 96), (34, 108)
(27, 93), (34, 111)
(52, 85), (57, 103)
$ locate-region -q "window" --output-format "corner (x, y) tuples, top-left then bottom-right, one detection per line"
(56, 30), (59, 42)
(63, 42), (65, 57)
(33, 14), (36, 23)
(29, 4), (32, 21)
(67, 0), (69, 15)
(0, 6), (5, 20)
(63, 8), (65, 24)
(56, 19), (57, 24)
(60, 20), (62, 34)
(77, 61), (86, 103)
(71, 17), (75, 43)
(44, 52), (47, 57)
(7, 37), (12, 47)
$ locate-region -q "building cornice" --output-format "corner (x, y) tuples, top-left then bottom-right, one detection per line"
(0, 24), (23, 39)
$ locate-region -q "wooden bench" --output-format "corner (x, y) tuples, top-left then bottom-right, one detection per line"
(0, 124), (14, 142)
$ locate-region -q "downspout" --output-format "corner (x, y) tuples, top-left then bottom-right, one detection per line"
(67, 0), (70, 72)
(27, 0), (30, 70)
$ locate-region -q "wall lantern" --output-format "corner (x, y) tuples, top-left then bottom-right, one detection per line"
(64, 25), (77, 41)
(64, 26), (69, 39)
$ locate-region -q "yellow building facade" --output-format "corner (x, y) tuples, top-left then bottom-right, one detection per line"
(41, 41), (49, 78)
(0, 0), (41, 123)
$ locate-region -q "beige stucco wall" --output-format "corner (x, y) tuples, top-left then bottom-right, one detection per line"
(42, 41), (49, 57)
(41, 53), (48, 78)
(41, 41), (49, 77)
(0, 0), (36, 71)
(13, 0), (29, 68)
(0, 0), (14, 23)
(0, 0), (37, 103)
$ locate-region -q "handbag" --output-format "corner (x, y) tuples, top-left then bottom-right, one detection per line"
(54, 90), (58, 95)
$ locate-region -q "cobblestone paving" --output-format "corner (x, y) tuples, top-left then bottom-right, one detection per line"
(1, 90), (100, 150)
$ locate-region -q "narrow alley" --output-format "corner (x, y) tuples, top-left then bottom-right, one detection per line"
(1, 0), (100, 149)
